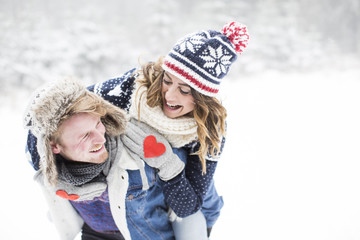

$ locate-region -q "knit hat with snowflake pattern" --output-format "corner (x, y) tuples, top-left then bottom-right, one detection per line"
(162, 21), (249, 97)
(23, 77), (127, 186)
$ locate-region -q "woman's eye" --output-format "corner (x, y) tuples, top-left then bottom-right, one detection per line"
(163, 79), (172, 85)
(180, 88), (190, 95)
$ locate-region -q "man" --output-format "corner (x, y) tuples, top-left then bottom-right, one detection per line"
(23, 77), (184, 240)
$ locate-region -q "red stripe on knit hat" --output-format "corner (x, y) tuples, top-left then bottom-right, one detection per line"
(164, 60), (219, 95)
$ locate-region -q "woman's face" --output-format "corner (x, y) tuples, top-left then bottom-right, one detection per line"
(161, 72), (195, 119)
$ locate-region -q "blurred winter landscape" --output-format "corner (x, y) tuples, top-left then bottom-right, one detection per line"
(1, 0), (360, 239)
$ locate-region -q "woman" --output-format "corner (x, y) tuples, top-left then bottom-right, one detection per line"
(101, 21), (249, 239)
(27, 21), (249, 239)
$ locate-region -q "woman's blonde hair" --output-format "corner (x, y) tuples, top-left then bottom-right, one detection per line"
(135, 57), (227, 173)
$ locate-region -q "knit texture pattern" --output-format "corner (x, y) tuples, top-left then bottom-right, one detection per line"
(162, 21), (249, 97)
(57, 155), (110, 186)
(129, 82), (198, 148)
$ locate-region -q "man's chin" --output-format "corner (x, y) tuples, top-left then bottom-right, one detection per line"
(95, 151), (109, 164)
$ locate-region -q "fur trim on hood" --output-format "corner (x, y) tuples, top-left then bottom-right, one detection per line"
(24, 77), (127, 186)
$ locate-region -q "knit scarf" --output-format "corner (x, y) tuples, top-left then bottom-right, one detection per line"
(129, 83), (198, 148)
(52, 135), (122, 202)
(56, 155), (111, 186)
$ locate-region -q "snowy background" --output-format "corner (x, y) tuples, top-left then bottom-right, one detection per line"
(1, 0), (360, 239)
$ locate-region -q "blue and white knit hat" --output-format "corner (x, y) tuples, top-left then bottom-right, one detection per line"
(162, 22), (249, 97)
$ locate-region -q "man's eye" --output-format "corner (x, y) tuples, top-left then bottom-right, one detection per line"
(83, 133), (89, 139)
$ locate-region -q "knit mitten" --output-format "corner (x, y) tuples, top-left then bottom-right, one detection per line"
(121, 119), (185, 181)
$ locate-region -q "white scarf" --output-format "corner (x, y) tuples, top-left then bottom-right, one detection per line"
(129, 83), (198, 148)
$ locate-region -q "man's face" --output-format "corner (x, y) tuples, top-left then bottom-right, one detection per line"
(51, 112), (108, 164)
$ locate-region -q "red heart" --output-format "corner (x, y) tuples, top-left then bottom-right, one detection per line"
(56, 190), (80, 201)
(143, 135), (166, 158)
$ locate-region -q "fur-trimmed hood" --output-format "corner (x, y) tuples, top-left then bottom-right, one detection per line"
(24, 77), (127, 186)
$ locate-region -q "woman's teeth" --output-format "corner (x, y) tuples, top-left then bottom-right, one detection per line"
(90, 144), (102, 152)
(166, 102), (181, 110)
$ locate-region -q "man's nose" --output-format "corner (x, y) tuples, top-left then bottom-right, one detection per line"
(94, 130), (106, 143)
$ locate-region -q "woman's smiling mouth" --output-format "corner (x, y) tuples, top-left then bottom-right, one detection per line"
(165, 101), (182, 110)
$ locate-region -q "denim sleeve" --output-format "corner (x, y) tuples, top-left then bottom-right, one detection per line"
(201, 179), (224, 227)
(162, 137), (226, 218)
